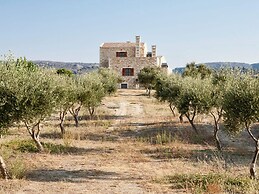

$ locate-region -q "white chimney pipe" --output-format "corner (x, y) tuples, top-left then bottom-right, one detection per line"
(135, 35), (141, 57)
(152, 45), (156, 57)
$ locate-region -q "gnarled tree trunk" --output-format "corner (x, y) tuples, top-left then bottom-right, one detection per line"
(246, 124), (259, 179)
(250, 146), (259, 179)
(69, 105), (81, 127)
(169, 102), (176, 117)
(24, 121), (44, 152)
(88, 107), (95, 120)
(185, 111), (198, 134)
(0, 155), (8, 180)
(211, 111), (222, 151)
(179, 114), (183, 123)
(59, 110), (67, 136)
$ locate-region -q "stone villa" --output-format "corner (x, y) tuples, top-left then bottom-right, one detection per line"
(99, 36), (169, 89)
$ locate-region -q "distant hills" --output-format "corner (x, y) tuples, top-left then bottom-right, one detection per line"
(32, 60), (259, 75)
(33, 60), (99, 74)
(173, 62), (259, 74)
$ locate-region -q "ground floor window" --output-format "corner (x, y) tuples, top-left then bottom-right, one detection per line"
(121, 83), (128, 89)
(122, 68), (134, 76)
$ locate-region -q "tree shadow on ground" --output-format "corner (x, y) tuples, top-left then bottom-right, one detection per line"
(79, 115), (131, 121)
(26, 169), (137, 183)
(41, 131), (119, 142)
(119, 123), (216, 146)
(80, 132), (119, 142)
(42, 144), (108, 155)
(41, 131), (62, 139)
(118, 93), (145, 97)
(141, 146), (252, 166)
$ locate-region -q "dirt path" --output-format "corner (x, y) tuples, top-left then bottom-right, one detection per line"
(1, 89), (254, 194)
(1, 90), (162, 194)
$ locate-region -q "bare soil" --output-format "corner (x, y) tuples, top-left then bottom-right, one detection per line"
(0, 89), (257, 194)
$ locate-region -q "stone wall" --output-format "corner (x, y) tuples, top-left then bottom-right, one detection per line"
(100, 47), (135, 67)
(110, 57), (158, 88)
(100, 44), (147, 68)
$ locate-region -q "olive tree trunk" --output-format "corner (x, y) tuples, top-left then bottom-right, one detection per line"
(59, 110), (67, 135)
(24, 121), (44, 152)
(0, 155), (8, 180)
(246, 124), (259, 179)
(169, 102), (176, 117)
(250, 144), (259, 179)
(211, 111), (222, 151)
(69, 105), (81, 127)
(185, 111), (198, 134)
(88, 106), (95, 120)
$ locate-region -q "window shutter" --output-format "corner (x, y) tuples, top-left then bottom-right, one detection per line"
(122, 68), (125, 76)
(131, 68), (134, 76)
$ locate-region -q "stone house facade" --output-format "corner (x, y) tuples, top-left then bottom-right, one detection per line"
(99, 36), (169, 89)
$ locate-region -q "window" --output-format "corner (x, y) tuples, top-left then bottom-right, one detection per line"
(122, 68), (134, 76)
(116, 52), (127, 57)
(121, 83), (128, 89)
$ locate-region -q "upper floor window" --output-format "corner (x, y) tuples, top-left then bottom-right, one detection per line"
(122, 68), (134, 76)
(116, 52), (127, 57)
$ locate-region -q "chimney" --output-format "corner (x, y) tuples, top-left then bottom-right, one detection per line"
(136, 35), (140, 44)
(135, 35), (141, 57)
(152, 45), (156, 57)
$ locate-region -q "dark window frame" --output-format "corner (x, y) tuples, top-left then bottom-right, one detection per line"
(121, 83), (128, 89)
(122, 68), (134, 76)
(116, 52), (127, 57)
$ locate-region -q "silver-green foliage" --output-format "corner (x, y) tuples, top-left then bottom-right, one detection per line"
(223, 73), (259, 178)
(223, 74), (259, 133)
(0, 57), (61, 151)
(78, 72), (105, 118)
(98, 68), (121, 95)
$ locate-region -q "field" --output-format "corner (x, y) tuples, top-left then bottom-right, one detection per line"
(0, 89), (258, 194)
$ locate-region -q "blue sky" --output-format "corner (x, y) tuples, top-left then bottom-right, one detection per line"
(1, 0), (259, 68)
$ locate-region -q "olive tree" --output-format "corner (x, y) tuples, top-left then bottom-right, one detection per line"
(176, 77), (212, 134)
(207, 70), (235, 150)
(7, 59), (61, 151)
(56, 68), (73, 77)
(155, 73), (182, 117)
(98, 68), (121, 95)
(68, 72), (106, 124)
(138, 67), (161, 97)
(0, 88), (15, 180)
(223, 74), (259, 178)
(0, 62), (20, 179)
(55, 75), (78, 135)
(68, 78), (83, 127)
(183, 62), (212, 79)
(80, 72), (105, 119)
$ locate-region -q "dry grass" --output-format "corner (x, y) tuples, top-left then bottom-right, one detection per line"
(0, 89), (258, 193)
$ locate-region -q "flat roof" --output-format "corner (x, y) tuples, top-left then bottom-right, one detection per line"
(100, 42), (145, 48)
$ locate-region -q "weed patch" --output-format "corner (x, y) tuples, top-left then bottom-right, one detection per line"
(141, 146), (192, 159)
(137, 130), (180, 145)
(0, 147), (28, 179)
(159, 173), (259, 193)
(3, 140), (38, 153)
(2, 139), (85, 154)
